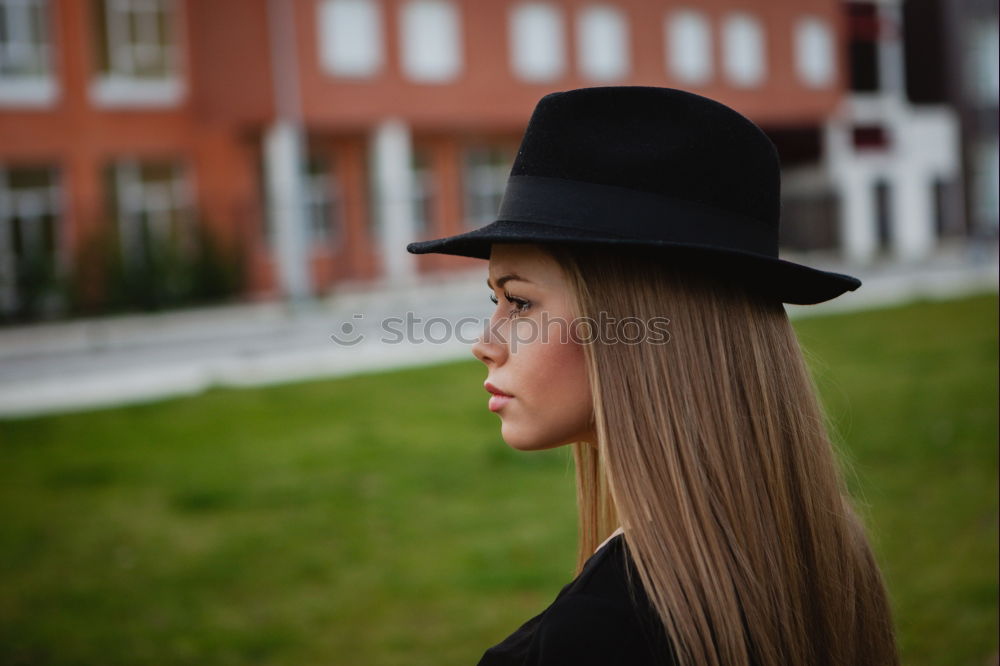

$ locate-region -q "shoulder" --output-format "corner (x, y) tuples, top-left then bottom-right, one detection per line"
(534, 595), (656, 659)
(528, 536), (679, 665)
(530, 593), (678, 665)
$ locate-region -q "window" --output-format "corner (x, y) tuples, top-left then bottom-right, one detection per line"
(105, 160), (193, 267)
(846, 2), (880, 92)
(91, 0), (182, 106)
(972, 138), (999, 232)
(400, 0), (461, 83)
(0, 0), (56, 106)
(304, 155), (343, 247)
(509, 3), (565, 82)
(410, 149), (435, 237)
(778, 188), (839, 251)
(0, 165), (62, 317)
(576, 5), (629, 81)
(95, 0), (174, 78)
(794, 16), (834, 88)
(463, 145), (514, 228)
(873, 178), (892, 252)
(318, 0), (383, 78)
(722, 12), (765, 88)
(852, 124), (889, 151)
(931, 177), (963, 238)
(966, 20), (999, 105)
(666, 9), (711, 85)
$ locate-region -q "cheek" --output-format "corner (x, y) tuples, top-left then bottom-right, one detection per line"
(523, 337), (592, 422)
(549, 340), (589, 392)
(554, 345), (592, 417)
(499, 314), (595, 450)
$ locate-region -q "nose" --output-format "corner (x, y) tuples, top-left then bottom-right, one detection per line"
(471, 317), (507, 367)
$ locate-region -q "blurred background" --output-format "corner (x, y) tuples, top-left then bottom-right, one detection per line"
(0, 0), (997, 664)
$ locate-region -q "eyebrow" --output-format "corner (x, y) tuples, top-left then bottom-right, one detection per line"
(486, 273), (532, 289)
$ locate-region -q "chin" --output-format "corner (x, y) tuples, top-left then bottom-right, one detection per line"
(504, 438), (567, 452)
(500, 424), (580, 452)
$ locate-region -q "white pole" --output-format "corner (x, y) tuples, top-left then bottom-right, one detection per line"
(371, 118), (418, 285)
(825, 119), (879, 264)
(264, 120), (311, 300)
(890, 166), (934, 262)
(265, 0), (311, 302)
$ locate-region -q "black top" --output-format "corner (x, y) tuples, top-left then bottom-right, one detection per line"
(477, 534), (678, 665)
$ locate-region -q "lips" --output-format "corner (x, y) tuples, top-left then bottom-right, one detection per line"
(484, 381), (513, 398)
(484, 381), (513, 412)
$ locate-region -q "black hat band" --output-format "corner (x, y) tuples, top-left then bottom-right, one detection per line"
(497, 175), (779, 258)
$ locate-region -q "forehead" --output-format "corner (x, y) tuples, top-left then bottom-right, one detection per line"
(488, 243), (559, 272)
(488, 244), (562, 285)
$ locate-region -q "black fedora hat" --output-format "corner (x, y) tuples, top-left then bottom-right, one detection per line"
(406, 86), (861, 305)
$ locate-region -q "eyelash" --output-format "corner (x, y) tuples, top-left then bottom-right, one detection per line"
(490, 291), (530, 316)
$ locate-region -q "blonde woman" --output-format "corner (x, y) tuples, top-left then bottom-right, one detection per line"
(407, 87), (899, 666)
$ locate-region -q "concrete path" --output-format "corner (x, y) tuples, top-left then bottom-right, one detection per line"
(0, 244), (996, 419)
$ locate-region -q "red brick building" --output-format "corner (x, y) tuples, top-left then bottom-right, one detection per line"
(0, 0), (969, 315)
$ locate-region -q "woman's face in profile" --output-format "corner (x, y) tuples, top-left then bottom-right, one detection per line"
(472, 243), (596, 451)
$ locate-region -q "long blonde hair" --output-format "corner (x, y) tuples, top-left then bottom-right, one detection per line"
(547, 244), (899, 666)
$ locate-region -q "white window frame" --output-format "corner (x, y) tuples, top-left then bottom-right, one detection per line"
(722, 12), (766, 88)
(665, 9), (712, 85)
(576, 4), (629, 81)
(110, 160), (194, 266)
(90, 0), (184, 108)
(972, 138), (999, 229)
(966, 19), (999, 105)
(399, 0), (462, 83)
(304, 155), (344, 248)
(410, 149), (435, 237)
(509, 2), (565, 82)
(0, 165), (63, 314)
(317, 0), (383, 78)
(0, 0), (57, 107)
(462, 145), (513, 228)
(794, 15), (835, 88)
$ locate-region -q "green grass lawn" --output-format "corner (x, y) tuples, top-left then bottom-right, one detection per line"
(0, 292), (996, 666)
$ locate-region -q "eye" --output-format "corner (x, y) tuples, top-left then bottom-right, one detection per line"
(489, 291), (531, 317)
(504, 292), (531, 316)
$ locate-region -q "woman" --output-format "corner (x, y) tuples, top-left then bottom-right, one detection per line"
(407, 87), (899, 665)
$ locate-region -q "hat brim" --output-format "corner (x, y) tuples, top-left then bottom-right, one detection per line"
(406, 219), (861, 305)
